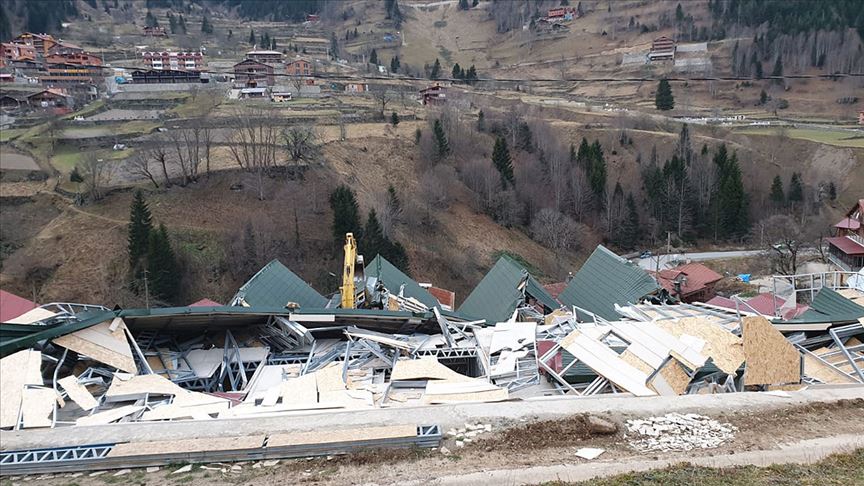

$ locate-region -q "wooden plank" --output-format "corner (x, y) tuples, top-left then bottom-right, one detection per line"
(108, 435), (265, 457)
(619, 349), (655, 375)
(4, 307), (56, 324)
(105, 373), (186, 400)
(559, 331), (656, 397)
(76, 405), (143, 426)
(803, 353), (858, 384)
(313, 363), (346, 392)
(0, 350), (42, 428)
(610, 321), (707, 370)
(21, 387), (56, 428)
(53, 320), (137, 374)
(741, 316), (801, 386)
(655, 318), (745, 375)
(648, 358), (692, 396)
(392, 357), (473, 382)
(423, 388), (509, 404)
(58, 374), (98, 411)
(268, 425), (416, 448)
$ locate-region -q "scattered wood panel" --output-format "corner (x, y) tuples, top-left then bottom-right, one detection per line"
(4, 307), (56, 324)
(268, 425), (417, 448)
(53, 320), (137, 374)
(648, 358), (692, 396)
(655, 318), (745, 375)
(76, 405), (143, 426)
(318, 389), (375, 408)
(391, 357), (473, 382)
(741, 316), (801, 386)
(105, 373), (186, 400)
(108, 435), (265, 457)
(314, 362), (347, 392)
(21, 387), (57, 428)
(619, 348), (655, 375)
(140, 401), (230, 421)
(279, 372), (318, 405)
(610, 321), (707, 370)
(802, 353), (858, 384)
(0, 349), (43, 428)
(559, 331), (656, 397)
(423, 388), (509, 404)
(58, 374), (98, 411)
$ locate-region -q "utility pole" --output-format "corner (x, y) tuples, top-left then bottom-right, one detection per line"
(142, 270), (150, 309)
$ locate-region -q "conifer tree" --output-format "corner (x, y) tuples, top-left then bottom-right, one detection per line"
(476, 110), (485, 132)
(771, 54), (783, 83)
(465, 65), (477, 84)
(769, 175), (785, 207)
(576, 137), (590, 167)
(712, 145), (749, 239)
(390, 55), (400, 73)
(788, 172), (803, 204)
(759, 89), (768, 105)
(430, 58), (441, 79)
(249, 29), (256, 45)
(167, 12), (177, 33)
(145, 10), (158, 28)
(452, 63), (462, 79)
(433, 119), (450, 159)
(201, 14), (213, 34)
(516, 122), (533, 152)
(619, 193), (640, 250)
(492, 136), (515, 189)
(369, 48), (378, 65)
(329, 185), (362, 246)
(146, 224), (180, 303)
(128, 190), (153, 276)
(458, 0), (469, 10)
(828, 182), (837, 201)
(178, 14), (186, 33)
(391, 111), (400, 126)
(655, 79), (674, 110)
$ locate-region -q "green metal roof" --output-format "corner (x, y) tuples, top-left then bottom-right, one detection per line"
(365, 255), (439, 308)
(557, 245), (660, 321)
(0, 309), (118, 358)
(231, 259), (327, 309)
(784, 287), (864, 324)
(458, 255), (559, 324)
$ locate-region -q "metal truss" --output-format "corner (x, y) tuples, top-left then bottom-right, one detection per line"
(0, 444), (114, 467)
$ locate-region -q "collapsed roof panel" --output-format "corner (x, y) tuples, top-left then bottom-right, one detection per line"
(558, 245), (660, 321)
(784, 287), (864, 324)
(365, 255), (439, 308)
(458, 255), (559, 324)
(231, 259), (327, 309)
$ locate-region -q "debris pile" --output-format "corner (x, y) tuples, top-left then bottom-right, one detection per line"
(625, 413), (737, 452)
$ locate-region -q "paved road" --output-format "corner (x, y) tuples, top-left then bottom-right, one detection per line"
(637, 250), (764, 270)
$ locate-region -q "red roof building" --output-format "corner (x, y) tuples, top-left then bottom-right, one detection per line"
(189, 298), (223, 307)
(543, 282), (568, 301)
(46, 52), (102, 67)
(705, 293), (808, 319)
(427, 286), (456, 311)
(0, 290), (37, 322)
(420, 83), (446, 105)
(142, 51), (204, 72)
(285, 58), (313, 77)
(650, 263), (722, 303)
(828, 199), (864, 271)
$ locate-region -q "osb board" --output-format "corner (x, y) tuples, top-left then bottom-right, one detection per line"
(4, 307), (56, 324)
(619, 349), (655, 375)
(560, 331), (656, 397)
(106, 373), (186, 398)
(544, 308), (571, 326)
(314, 363), (347, 392)
(741, 316), (801, 386)
(766, 384), (808, 391)
(53, 320), (137, 374)
(108, 435), (265, 457)
(268, 425), (417, 448)
(279, 372), (318, 405)
(655, 318), (745, 375)
(648, 358), (692, 396)
(21, 387), (56, 428)
(0, 349), (43, 428)
(58, 374), (98, 411)
(76, 405), (143, 426)
(318, 390), (375, 409)
(423, 387), (509, 404)
(846, 337), (862, 348)
(391, 356), (473, 382)
(803, 353), (848, 385)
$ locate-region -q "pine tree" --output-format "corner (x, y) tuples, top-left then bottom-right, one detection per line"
(465, 65), (477, 84)
(430, 58), (441, 79)
(771, 54), (783, 83)
(769, 175), (785, 207)
(452, 63), (462, 79)
(390, 55), (400, 73)
(620, 193), (641, 250)
(201, 14), (213, 34)
(228, 29), (233, 39)
(759, 89), (768, 105)
(70, 166), (84, 184)
(167, 12), (177, 34)
(145, 10), (158, 28)
(476, 110), (485, 132)
(655, 79), (674, 110)
(754, 60), (763, 79)
(588, 140), (607, 203)
(387, 184), (402, 216)
(458, 0), (469, 10)
(391, 111), (399, 126)
(414, 128), (422, 145)
(712, 145), (749, 239)
(178, 14), (186, 33)
(369, 48), (378, 65)
(329, 185), (362, 246)
(433, 119), (450, 159)
(828, 182), (837, 201)
(128, 190), (153, 272)
(516, 122), (533, 152)
(788, 172), (803, 204)
(146, 224), (180, 304)
(362, 209), (386, 260)
(249, 29), (256, 45)
(576, 137), (590, 167)
(492, 136), (515, 189)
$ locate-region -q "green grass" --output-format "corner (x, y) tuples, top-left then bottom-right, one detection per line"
(168, 92), (221, 118)
(0, 128), (25, 142)
(51, 147), (134, 173)
(491, 250), (544, 278)
(63, 99), (106, 120)
(735, 127), (864, 148)
(540, 449), (864, 485)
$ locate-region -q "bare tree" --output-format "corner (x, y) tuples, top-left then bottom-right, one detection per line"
(371, 86), (392, 119)
(226, 109), (280, 200)
(760, 214), (810, 275)
(145, 136), (173, 188)
(78, 155), (114, 202)
(531, 208), (582, 259)
(283, 125), (319, 173)
(128, 150), (160, 188)
(569, 165), (591, 222)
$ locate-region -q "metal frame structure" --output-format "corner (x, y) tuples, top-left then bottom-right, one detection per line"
(771, 271), (859, 315)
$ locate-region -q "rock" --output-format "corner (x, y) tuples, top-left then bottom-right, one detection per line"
(67, 473), (83, 478)
(484, 424), (492, 432)
(455, 441), (465, 448)
(146, 467), (160, 473)
(172, 465), (193, 474)
(262, 460), (280, 467)
(440, 446), (451, 455)
(230, 465), (242, 472)
(89, 471), (108, 477)
(113, 469), (131, 476)
(587, 416), (618, 435)
(252, 463), (262, 469)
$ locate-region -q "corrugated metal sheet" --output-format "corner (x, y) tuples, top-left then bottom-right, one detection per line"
(786, 287), (864, 324)
(231, 260), (327, 309)
(458, 255), (558, 324)
(557, 245), (660, 321)
(365, 255), (439, 308)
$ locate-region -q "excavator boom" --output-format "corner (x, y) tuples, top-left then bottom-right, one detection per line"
(340, 233), (357, 308)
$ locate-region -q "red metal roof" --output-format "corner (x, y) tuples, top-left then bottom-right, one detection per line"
(0, 290), (37, 322)
(651, 263), (722, 297)
(835, 217), (861, 231)
(827, 236), (864, 256)
(744, 293), (785, 315)
(189, 298), (223, 307)
(705, 295), (736, 309)
(543, 282), (568, 300)
(428, 286), (456, 309)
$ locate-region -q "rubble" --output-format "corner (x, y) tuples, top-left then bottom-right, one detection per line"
(625, 413), (737, 452)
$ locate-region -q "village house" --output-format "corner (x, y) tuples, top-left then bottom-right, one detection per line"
(650, 263), (723, 303)
(285, 58), (313, 77)
(233, 58), (274, 87)
(420, 83), (446, 105)
(142, 51), (204, 71)
(827, 199), (864, 272)
(46, 42), (84, 56)
(131, 69), (202, 84)
(246, 50), (283, 64)
(344, 82), (368, 93)
(546, 7), (578, 21)
(649, 36), (676, 61)
(39, 63), (101, 86)
(1, 42), (37, 63)
(26, 88), (73, 109)
(46, 52), (102, 67)
(13, 32), (58, 55)
(143, 26), (167, 37)
(859, 109), (863, 125)
(271, 90), (293, 102)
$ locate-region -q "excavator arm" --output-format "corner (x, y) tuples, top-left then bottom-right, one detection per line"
(340, 233), (357, 308)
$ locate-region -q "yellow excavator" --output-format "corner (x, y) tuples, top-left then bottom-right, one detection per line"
(339, 233), (365, 308)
